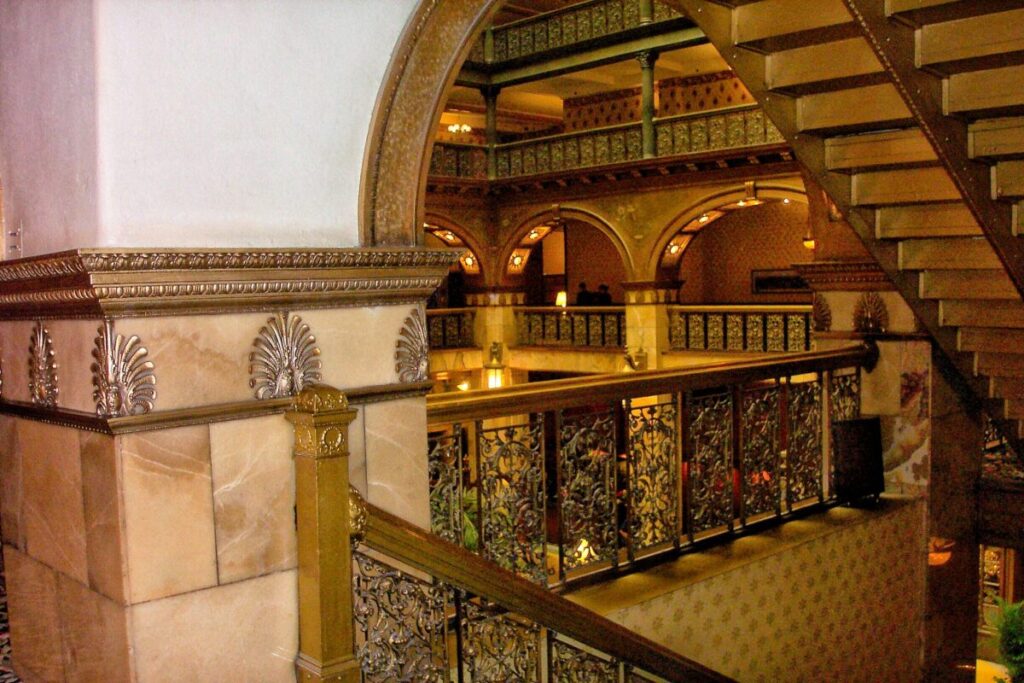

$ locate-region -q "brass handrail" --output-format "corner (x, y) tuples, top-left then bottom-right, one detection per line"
(516, 304), (625, 314)
(668, 304), (812, 314)
(360, 500), (735, 683)
(427, 342), (875, 424)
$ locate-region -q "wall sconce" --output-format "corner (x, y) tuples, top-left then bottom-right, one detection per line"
(928, 537), (955, 566)
(802, 229), (816, 250)
(555, 291), (568, 308)
(484, 342), (505, 389)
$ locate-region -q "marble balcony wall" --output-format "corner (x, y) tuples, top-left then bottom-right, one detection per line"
(0, 248), (454, 681)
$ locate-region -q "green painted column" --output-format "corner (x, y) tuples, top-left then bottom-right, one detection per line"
(484, 86), (500, 179)
(638, 51), (658, 159)
(640, 0), (655, 24)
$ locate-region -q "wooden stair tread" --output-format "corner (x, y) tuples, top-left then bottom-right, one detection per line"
(918, 9), (1024, 74)
(947, 64), (1024, 117)
(826, 129), (936, 172)
(734, 0), (858, 52)
(876, 204), (980, 238)
(920, 269), (1018, 300)
(798, 84), (914, 134)
(960, 327), (1024, 354)
(852, 167), (959, 206)
(767, 38), (885, 95)
(942, 300), (1024, 328)
(994, 160), (1024, 199)
(970, 118), (1024, 160)
(900, 237), (1001, 270)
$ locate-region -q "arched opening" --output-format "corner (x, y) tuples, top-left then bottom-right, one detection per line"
(423, 215), (486, 308)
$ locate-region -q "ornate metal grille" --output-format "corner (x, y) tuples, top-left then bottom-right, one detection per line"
(549, 638), (619, 683)
(428, 429), (464, 545)
(787, 380), (823, 507)
(739, 385), (781, 521)
(478, 418), (548, 584)
(626, 399), (679, 556)
(461, 601), (541, 682)
(686, 392), (734, 536)
(559, 407), (619, 574)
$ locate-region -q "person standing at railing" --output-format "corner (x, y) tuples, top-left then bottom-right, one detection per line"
(576, 281), (593, 306)
(596, 284), (612, 305)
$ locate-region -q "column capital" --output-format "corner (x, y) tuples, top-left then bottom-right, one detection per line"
(636, 50), (659, 70)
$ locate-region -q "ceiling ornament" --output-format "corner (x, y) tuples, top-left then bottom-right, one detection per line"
(249, 312), (322, 400)
(28, 322), (58, 407)
(812, 294), (832, 333)
(853, 292), (889, 335)
(396, 308), (429, 384)
(91, 321), (157, 417)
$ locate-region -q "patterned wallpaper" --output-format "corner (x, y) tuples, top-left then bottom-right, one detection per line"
(607, 500), (926, 682)
(563, 87), (642, 132)
(659, 72), (755, 117)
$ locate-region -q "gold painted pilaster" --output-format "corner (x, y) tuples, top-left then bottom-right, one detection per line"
(286, 386), (360, 683)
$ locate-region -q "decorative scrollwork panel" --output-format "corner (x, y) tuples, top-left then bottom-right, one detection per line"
(352, 552), (450, 683)
(461, 601), (541, 683)
(687, 392), (734, 536)
(830, 372), (861, 422)
(428, 430), (464, 545)
(787, 380), (823, 506)
(478, 418), (547, 584)
(627, 400), (679, 555)
(549, 637), (618, 683)
(740, 385), (781, 520)
(559, 407), (618, 574)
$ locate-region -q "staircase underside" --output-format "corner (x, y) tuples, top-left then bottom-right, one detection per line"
(676, 0), (1024, 454)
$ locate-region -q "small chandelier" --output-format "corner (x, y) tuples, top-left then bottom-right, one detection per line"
(447, 123), (472, 134)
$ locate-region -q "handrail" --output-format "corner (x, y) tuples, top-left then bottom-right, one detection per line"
(497, 120), (641, 150)
(517, 304), (625, 314)
(669, 304), (811, 314)
(652, 102), (760, 126)
(427, 343), (875, 424)
(359, 499), (734, 683)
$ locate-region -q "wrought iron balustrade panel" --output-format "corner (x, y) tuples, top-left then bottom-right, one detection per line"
(787, 313), (808, 351)
(428, 430), (465, 545)
(627, 400), (679, 555)
(461, 312), (476, 347)
(787, 380), (823, 506)
(545, 314), (560, 344)
(726, 314), (744, 351)
(461, 601), (541, 683)
(740, 385), (781, 521)
(706, 314), (724, 351)
(352, 551), (450, 683)
(549, 637), (619, 683)
(687, 314), (705, 350)
(766, 314), (785, 352)
(746, 314), (765, 352)
(428, 315), (445, 349)
(559, 407), (619, 574)
(478, 418), (548, 584)
(686, 392), (734, 536)
(829, 371), (861, 422)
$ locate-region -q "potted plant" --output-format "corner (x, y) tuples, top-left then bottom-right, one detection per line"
(995, 598), (1024, 683)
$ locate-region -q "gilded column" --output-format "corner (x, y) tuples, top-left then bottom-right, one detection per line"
(286, 386), (361, 683)
(637, 51), (658, 159)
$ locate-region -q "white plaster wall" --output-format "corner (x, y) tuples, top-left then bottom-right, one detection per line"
(94, 0), (416, 249)
(0, 0), (418, 255)
(0, 0), (100, 257)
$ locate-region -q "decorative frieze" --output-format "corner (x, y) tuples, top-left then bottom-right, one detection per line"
(249, 313), (322, 400)
(92, 321), (157, 417)
(792, 260), (893, 292)
(28, 322), (59, 407)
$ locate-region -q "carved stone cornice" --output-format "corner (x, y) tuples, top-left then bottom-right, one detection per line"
(791, 260), (894, 292)
(0, 247), (462, 319)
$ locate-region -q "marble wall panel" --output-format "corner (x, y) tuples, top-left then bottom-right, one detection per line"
(116, 313), (267, 410)
(883, 341), (932, 496)
(4, 546), (65, 682)
(80, 431), (128, 604)
(0, 416), (23, 548)
(121, 426), (217, 603)
(348, 405), (367, 496)
(210, 415), (296, 584)
(130, 569), (297, 683)
(56, 573), (132, 682)
(18, 421), (87, 583)
(0, 321), (37, 404)
(45, 320), (102, 414)
(363, 397), (430, 529)
(300, 305), (421, 390)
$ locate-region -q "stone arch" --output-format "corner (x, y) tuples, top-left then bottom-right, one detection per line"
(423, 211), (490, 281)
(642, 182), (807, 280)
(497, 206), (637, 288)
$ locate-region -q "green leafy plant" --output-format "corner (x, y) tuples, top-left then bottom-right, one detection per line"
(996, 598), (1024, 683)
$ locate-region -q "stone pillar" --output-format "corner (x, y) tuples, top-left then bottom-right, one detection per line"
(637, 51), (658, 159)
(467, 289), (523, 387)
(622, 281), (679, 370)
(0, 248), (457, 682)
(484, 86), (501, 180)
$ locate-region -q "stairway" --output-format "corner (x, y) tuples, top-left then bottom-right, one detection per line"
(675, 0), (1024, 450)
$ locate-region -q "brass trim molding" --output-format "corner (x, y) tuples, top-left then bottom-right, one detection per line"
(0, 247), (462, 318)
(792, 260), (894, 292)
(0, 380), (434, 435)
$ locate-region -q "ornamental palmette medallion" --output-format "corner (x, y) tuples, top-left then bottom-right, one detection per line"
(91, 321), (156, 417)
(853, 291), (889, 334)
(28, 322), (58, 407)
(249, 312), (322, 400)
(395, 308), (428, 383)
(812, 293), (833, 333)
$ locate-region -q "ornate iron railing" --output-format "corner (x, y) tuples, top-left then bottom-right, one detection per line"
(351, 501), (731, 683)
(427, 308), (478, 349)
(668, 305), (813, 353)
(425, 345), (871, 588)
(515, 306), (626, 349)
(467, 0), (684, 65)
(431, 105), (784, 180)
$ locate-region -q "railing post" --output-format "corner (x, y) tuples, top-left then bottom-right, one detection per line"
(286, 385), (360, 683)
(639, 0), (655, 24)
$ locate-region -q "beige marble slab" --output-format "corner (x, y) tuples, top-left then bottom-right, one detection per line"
(45, 320), (102, 414)
(300, 305), (421, 390)
(861, 339), (901, 416)
(363, 397), (430, 529)
(80, 431), (128, 604)
(0, 321), (37, 404)
(4, 546), (65, 682)
(0, 416), (23, 548)
(121, 426), (217, 603)
(116, 313), (266, 411)
(57, 573), (132, 682)
(348, 405), (367, 496)
(130, 569), (297, 683)
(209, 415), (296, 585)
(18, 421), (87, 583)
